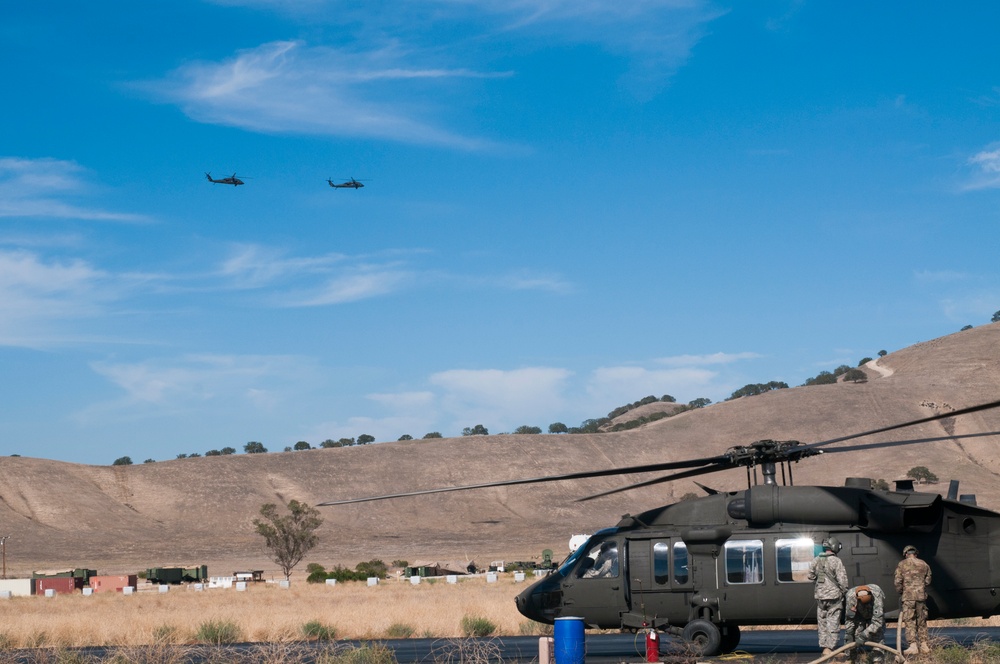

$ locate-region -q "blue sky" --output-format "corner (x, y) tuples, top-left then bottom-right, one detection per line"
(3, 2), (1000, 464)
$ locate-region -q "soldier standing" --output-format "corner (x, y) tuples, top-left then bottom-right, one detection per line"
(808, 537), (849, 656)
(895, 544), (932, 655)
(845, 584), (886, 664)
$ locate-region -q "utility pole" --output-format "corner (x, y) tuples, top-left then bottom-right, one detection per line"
(0, 535), (9, 579)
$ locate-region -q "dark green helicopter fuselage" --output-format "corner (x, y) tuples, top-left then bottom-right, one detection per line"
(516, 480), (1000, 640)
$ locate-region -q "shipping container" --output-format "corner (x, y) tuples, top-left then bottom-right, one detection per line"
(32, 569), (95, 589)
(35, 577), (77, 595)
(89, 575), (137, 593)
(0, 578), (34, 597)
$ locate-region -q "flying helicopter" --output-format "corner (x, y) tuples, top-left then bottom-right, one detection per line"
(320, 398), (1000, 655)
(205, 172), (245, 186)
(327, 177), (365, 189)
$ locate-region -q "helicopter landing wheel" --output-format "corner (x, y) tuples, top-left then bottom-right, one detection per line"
(681, 619), (722, 656)
(719, 623), (741, 653)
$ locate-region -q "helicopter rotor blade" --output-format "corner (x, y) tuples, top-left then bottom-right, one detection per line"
(318, 454), (729, 506)
(818, 430), (1000, 456)
(577, 429), (1000, 502)
(319, 398), (1000, 506)
(803, 397), (1000, 452)
(575, 462), (736, 502)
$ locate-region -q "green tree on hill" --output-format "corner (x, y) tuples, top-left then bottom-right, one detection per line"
(906, 466), (938, 484)
(843, 368), (867, 383)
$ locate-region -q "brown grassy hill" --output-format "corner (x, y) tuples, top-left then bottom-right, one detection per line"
(2, 324), (999, 578)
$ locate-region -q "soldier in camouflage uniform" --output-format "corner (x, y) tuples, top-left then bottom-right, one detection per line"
(808, 537), (849, 656)
(845, 584), (885, 664)
(895, 544), (932, 655)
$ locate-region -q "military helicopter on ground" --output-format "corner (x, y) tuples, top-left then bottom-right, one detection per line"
(205, 172), (245, 186)
(319, 398), (1000, 656)
(327, 177), (365, 189)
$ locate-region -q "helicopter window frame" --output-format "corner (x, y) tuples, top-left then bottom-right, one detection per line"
(775, 537), (816, 583)
(723, 539), (764, 585)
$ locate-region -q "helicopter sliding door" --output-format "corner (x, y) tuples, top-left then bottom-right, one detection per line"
(622, 538), (692, 629)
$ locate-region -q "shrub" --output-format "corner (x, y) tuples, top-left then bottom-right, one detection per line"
(518, 621), (554, 636)
(384, 623), (415, 638)
(460, 615), (497, 637)
(195, 620), (242, 644)
(151, 624), (179, 644)
(932, 643), (971, 664)
(317, 644), (396, 664)
(302, 620), (337, 641)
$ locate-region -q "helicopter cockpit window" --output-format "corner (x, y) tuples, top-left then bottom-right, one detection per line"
(724, 540), (763, 584)
(578, 541), (619, 579)
(776, 537), (815, 583)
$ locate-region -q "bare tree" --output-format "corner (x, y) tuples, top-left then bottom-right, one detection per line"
(253, 500), (323, 580)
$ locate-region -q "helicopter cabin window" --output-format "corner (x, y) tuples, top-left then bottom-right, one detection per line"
(653, 541), (688, 586)
(653, 542), (669, 584)
(577, 541), (619, 579)
(724, 540), (763, 584)
(673, 542), (689, 584)
(775, 537), (816, 583)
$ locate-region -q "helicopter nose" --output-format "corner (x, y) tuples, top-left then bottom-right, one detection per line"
(515, 581), (559, 623)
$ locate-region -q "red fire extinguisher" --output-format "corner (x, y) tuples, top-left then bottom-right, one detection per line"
(645, 625), (659, 662)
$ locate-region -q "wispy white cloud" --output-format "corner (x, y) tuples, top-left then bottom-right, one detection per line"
(0, 249), (117, 347)
(357, 353), (761, 438)
(654, 351), (762, 367)
(219, 243), (347, 289)
(913, 269), (970, 284)
(214, 242), (570, 305)
(963, 144), (1000, 190)
(0, 157), (149, 222)
(84, 353), (315, 421)
(585, 365), (718, 407)
(147, 41), (508, 150)
(153, 2), (721, 143)
(431, 366), (573, 429)
(415, 0), (724, 95)
(288, 268), (416, 306)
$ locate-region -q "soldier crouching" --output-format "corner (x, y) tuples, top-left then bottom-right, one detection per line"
(845, 584), (885, 664)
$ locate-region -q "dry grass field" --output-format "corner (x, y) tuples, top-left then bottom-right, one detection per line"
(0, 577), (539, 649)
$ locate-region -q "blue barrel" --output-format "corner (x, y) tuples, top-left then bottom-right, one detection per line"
(554, 616), (585, 664)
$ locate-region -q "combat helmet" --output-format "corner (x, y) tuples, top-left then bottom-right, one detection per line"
(821, 536), (843, 553)
(903, 544), (918, 556)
